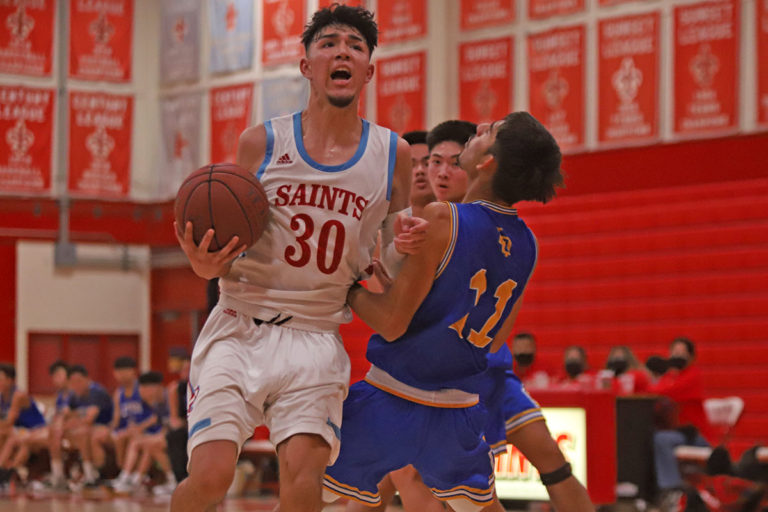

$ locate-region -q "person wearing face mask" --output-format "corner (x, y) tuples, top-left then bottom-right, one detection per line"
(603, 346), (650, 395)
(649, 337), (713, 511)
(556, 346), (596, 391)
(512, 332), (551, 389)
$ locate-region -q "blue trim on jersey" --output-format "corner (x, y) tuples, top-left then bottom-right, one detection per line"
(189, 417), (211, 437)
(386, 131), (397, 200)
(292, 111), (370, 172)
(256, 120), (274, 180)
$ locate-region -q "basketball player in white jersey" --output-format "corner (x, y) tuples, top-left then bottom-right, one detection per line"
(171, 5), (423, 512)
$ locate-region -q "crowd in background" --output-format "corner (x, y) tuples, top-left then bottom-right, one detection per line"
(0, 350), (190, 497)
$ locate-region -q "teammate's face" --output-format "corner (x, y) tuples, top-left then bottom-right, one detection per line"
(139, 383), (161, 404)
(0, 373), (10, 393)
(459, 120), (504, 176)
(409, 143), (433, 205)
(114, 368), (136, 388)
(301, 24), (373, 109)
(51, 368), (68, 390)
(68, 373), (88, 396)
(427, 141), (468, 202)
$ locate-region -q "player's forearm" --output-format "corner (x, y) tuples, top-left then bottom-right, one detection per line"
(348, 284), (407, 341)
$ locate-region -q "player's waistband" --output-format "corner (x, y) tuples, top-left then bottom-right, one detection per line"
(365, 366), (479, 408)
(218, 294), (341, 333)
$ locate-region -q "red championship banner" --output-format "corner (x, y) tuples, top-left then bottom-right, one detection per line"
(460, 38), (512, 124)
(262, 0), (305, 66)
(318, 0), (366, 7)
(210, 83), (253, 164)
(376, 52), (425, 134)
(674, 0), (739, 136)
(528, 26), (585, 151)
(529, 0), (584, 20)
(68, 91), (133, 198)
(0, 0), (55, 76)
(69, 0), (133, 81)
(599, 0), (635, 5)
(378, 0), (426, 44)
(461, 0), (515, 31)
(758, 0), (768, 125)
(598, 12), (659, 145)
(0, 85), (54, 194)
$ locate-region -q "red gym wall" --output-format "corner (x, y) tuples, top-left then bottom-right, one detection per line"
(1, 132), (767, 452)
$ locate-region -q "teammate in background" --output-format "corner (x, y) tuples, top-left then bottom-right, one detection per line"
(64, 365), (113, 487)
(166, 348), (191, 484)
(44, 360), (73, 490)
(512, 332), (551, 390)
(171, 5), (425, 512)
(110, 356), (143, 469)
(0, 363), (46, 488)
(402, 130), (434, 217)
(112, 371), (175, 495)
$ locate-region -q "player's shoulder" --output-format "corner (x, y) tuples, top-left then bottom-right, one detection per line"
(238, 124), (268, 150)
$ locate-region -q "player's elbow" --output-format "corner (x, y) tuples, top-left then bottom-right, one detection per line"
(379, 321), (407, 342)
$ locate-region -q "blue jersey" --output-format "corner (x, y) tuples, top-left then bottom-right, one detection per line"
(0, 388), (46, 428)
(116, 382), (144, 430)
(366, 201), (537, 393)
(69, 382), (113, 426)
(55, 390), (74, 414)
(142, 393), (170, 434)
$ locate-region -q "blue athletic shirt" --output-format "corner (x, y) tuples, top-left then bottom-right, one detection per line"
(69, 382), (113, 426)
(55, 389), (74, 414)
(0, 387), (46, 428)
(116, 382), (144, 430)
(134, 392), (170, 434)
(366, 201), (537, 393)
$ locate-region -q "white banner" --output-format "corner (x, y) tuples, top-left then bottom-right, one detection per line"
(160, 0), (200, 83)
(209, 0), (254, 74)
(261, 75), (308, 121)
(159, 94), (201, 197)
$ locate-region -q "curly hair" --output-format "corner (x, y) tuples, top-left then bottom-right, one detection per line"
(301, 4), (378, 55)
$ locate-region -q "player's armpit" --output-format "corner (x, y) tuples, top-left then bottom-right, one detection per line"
(387, 137), (413, 213)
(489, 294), (525, 353)
(236, 125), (268, 174)
(348, 202), (452, 341)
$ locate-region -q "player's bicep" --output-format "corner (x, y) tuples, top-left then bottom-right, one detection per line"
(387, 138), (413, 213)
(236, 125), (267, 174)
(489, 294), (525, 353)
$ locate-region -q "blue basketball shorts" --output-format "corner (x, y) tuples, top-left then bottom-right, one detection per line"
(480, 369), (544, 455)
(323, 381), (496, 510)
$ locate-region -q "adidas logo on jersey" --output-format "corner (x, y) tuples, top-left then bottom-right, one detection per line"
(276, 153), (293, 165)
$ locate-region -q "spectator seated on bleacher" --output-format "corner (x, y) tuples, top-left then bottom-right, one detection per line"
(511, 332), (552, 389)
(603, 345), (651, 395)
(553, 345), (597, 391)
(0, 363), (46, 489)
(649, 337), (715, 512)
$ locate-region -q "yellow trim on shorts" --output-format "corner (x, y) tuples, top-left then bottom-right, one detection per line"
(323, 475), (380, 498)
(364, 378), (479, 409)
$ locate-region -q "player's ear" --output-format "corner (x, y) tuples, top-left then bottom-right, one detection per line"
(300, 57), (312, 78)
(477, 154), (496, 172)
(365, 63), (374, 83)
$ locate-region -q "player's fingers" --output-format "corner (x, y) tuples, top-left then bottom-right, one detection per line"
(197, 229), (214, 252)
(219, 235), (241, 256)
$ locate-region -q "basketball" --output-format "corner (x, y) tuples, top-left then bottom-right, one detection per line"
(174, 163), (269, 252)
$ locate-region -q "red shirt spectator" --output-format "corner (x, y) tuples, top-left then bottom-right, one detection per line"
(511, 332), (552, 389)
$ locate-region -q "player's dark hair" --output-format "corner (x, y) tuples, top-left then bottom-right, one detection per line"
(0, 363), (16, 379)
(168, 347), (190, 361)
(113, 356), (137, 369)
(302, 4), (378, 56)
(403, 130), (427, 146)
(67, 365), (88, 377)
(490, 112), (564, 205)
(427, 120), (477, 152)
(513, 332), (537, 346)
(671, 336), (696, 357)
(138, 371), (164, 385)
(49, 360), (68, 375)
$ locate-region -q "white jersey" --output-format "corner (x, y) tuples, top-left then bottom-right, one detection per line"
(219, 112), (397, 332)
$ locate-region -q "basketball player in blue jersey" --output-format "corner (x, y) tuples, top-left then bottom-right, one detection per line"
(171, 5), (425, 512)
(43, 360), (73, 490)
(322, 112), (567, 512)
(110, 356), (143, 469)
(0, 363), (46, 487)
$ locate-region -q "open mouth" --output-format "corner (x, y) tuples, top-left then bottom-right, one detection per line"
(331, 69), (352, 81)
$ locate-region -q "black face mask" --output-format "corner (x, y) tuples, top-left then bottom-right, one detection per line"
(646, 356), (669, 375)
(565, 360), (583, 378)
(514, 353), (535, 367)
(668, 356), (688, 370)
(607, 359), (628, 376)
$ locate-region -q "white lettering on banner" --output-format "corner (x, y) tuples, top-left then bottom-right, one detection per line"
(0, 0), (46, 7)
(379, 76), (420, 96)
(530, 31), (580, 52)
(71, 94), (127, 112)
(530, 50), (580, 71)
(461, 62), (508, 81)
(76, 0), (125, 15)
(679, 4), (731, 25)
(678, 4), (734, 45)
(601, 38), (654, 59)
(603, 18), (655, 38)
(0, 105), (47, 122)
(464, 43), (508, 62)
(532, 0), (580, 16)
(379, 57), (420, 77)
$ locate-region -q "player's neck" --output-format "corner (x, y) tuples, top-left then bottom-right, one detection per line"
(463, 179), (511, 207)
(302, 97), (362, 145)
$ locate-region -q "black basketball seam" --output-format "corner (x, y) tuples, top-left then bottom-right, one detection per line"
(214, 180), (256, 240)
(181, 180), (210, 240)
(206, 164), (223, 250)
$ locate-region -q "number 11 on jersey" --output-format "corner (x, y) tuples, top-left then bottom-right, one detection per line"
(449, 269), (517, 348)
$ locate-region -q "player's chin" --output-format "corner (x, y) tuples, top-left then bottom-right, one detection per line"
(327, 93), (356, 108)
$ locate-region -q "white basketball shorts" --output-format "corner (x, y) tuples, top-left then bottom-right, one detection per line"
(186, 304), (351, 464)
